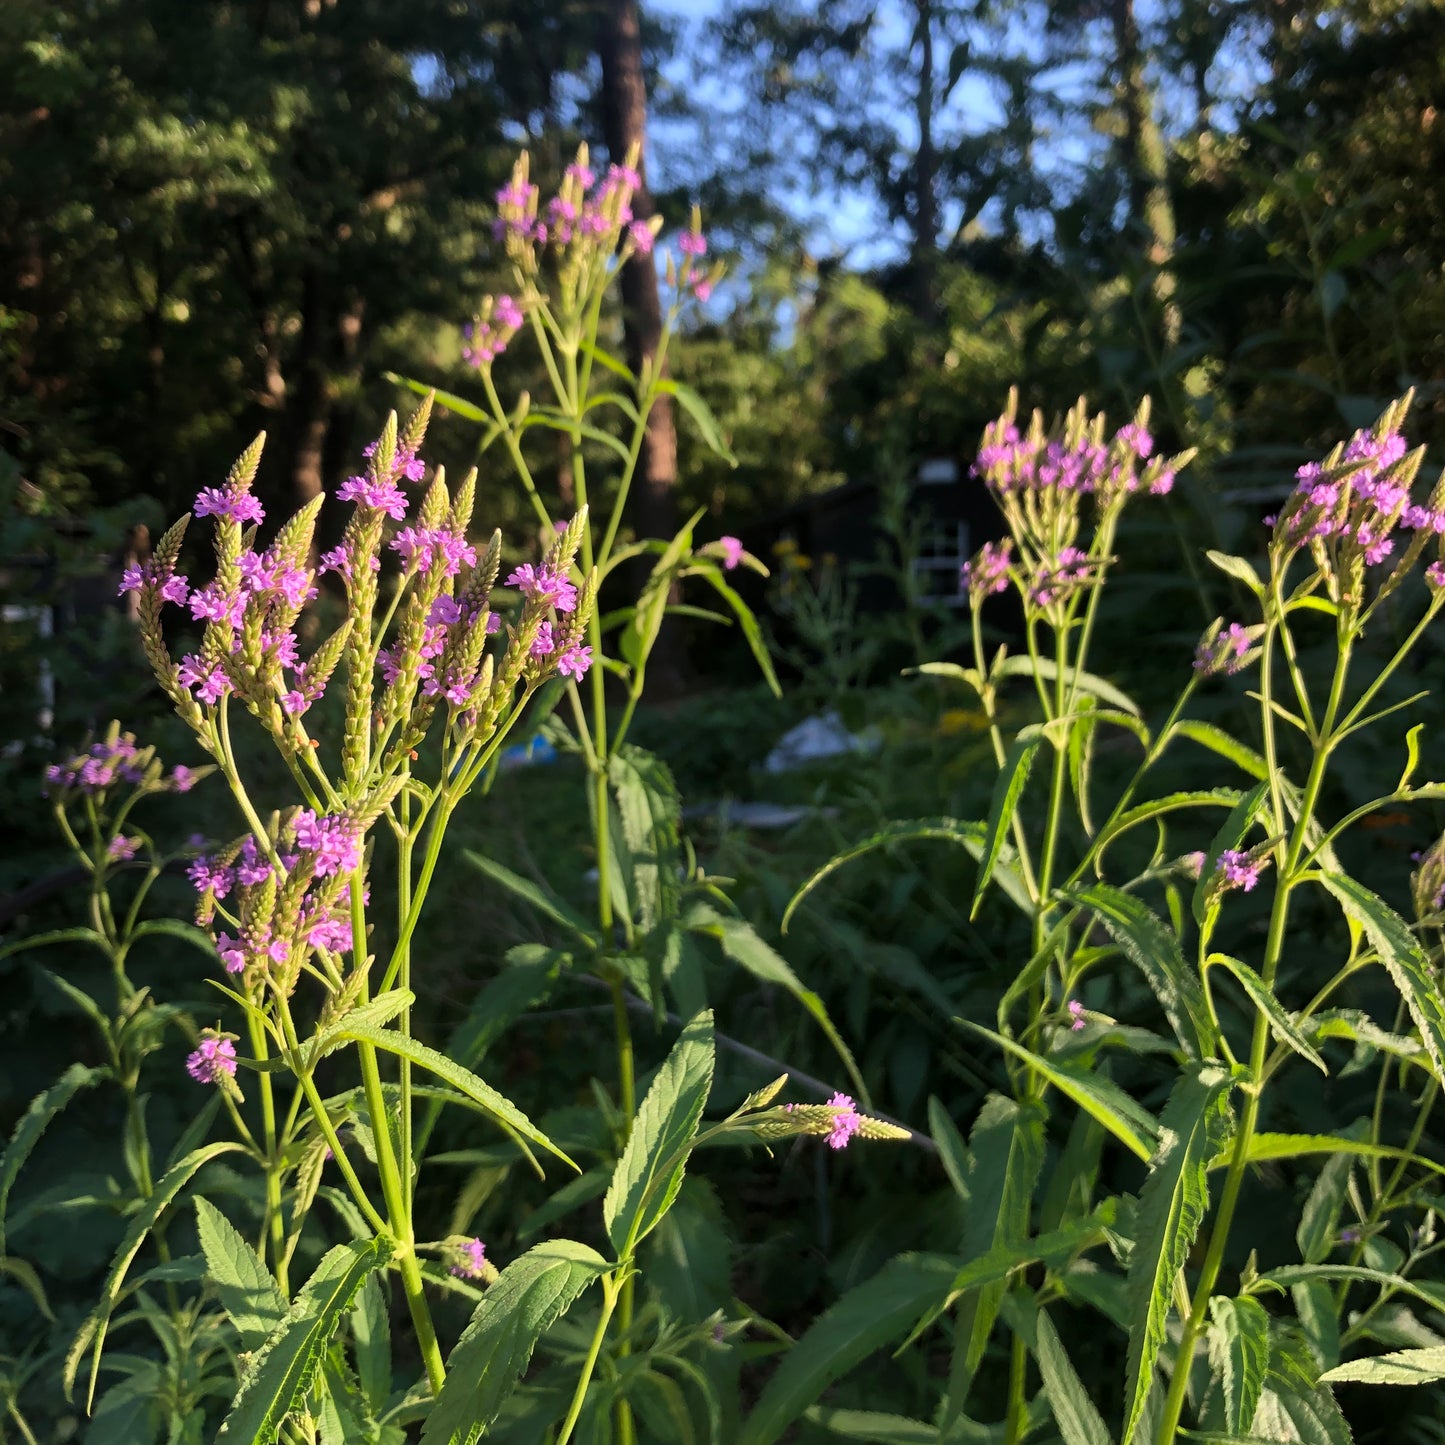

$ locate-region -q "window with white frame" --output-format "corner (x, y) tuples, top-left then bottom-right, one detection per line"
(912, 519), (970, 608)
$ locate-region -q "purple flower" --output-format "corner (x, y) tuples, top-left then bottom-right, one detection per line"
(1428, 561), (1445, 589)
(530, 621), (556, 658)
(691, 278), (714, 303)
(363, 438), (426, 484)
(718, 536), (744, 571)
(188, 856), (235, 899)
(824, 1092), (862, 1151)
(1067, 999), (1086, 1032)
(337, 474), (408, 520)
(1216, 848), (1263, 893)
(189, 581), (245, 630)
(307, 917), (353, 954)
(557, 643), (592, 679)
(679, 229), (707, 257)
(233, 837), (272, 887)
(391, 528), (476, 578)
(962, 539), (1013, 599)
(214, 933), (247, 974)
(449, 1237), (487, 1280)
(194, 487), (264, 526)
(628, 221), (655, 255)
(186, 1034), (238, 1085)
(1194, 621), (1252, 676)
(463, 296), (524, 367)
(107, 835), (140, 861)
(507, 563), (578, 613)
(293, 811), (362, 879)
(178, 653), (230, 706)
(169, 765), (198, 793)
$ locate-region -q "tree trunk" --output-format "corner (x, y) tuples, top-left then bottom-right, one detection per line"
(598, 0), (688, 695)
(912, 0), (940, 324)
(1112, 0), (1181, 350)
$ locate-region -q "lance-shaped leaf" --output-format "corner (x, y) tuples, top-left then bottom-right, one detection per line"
(973, 732), (1042, 918)
(604, 1011), (715, 1256)
(1317, 871), (1445, 1080)
(1210, 955), (1326, 1074)
(688, 907), (865, 1102)
(1227, 1132), (1445, 1180)
(738, 1253), (958, 1445)
(961, 1020), (1159, 1161)
(1122, 1066), (1234, 1444)
(1169, 720), (1269, 781)
(463, 851), (597, 942)
(66, 1141), (244, 1409)
(693, 567), (782, 697)
(1322, 1347), (1445, 1386)
(195, 1197), (286, 1351)
(1067, 884), (1213, 1057)
(1208, 1295), (1271, 1436)
(216, 1236), (388, 1444)
(782, 817), (1031, 931)
(1015, 1299), (1115, 1445)
(420, 1240), (610, 1445)
(992, 653), (1141, 715)
(951, 1095), (1045, 1384)
(656, 377), (737, 464)
(0, 1063), (107, 1258)
(340, 1024), (574, 1171)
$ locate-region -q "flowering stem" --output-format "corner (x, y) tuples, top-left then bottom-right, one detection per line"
(555, 1272), (622, 1445)
(1154, 618), (1353, 1445)
(247, 1010), (289, 1294)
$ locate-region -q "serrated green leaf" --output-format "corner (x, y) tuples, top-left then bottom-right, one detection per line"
(1211, 954), (1326, 1074)
(609, 746), (682, 933)
(604, 1011), (715, 1256)
(1208, 1295), (1271, 1435)
(1317, 872), (1445, 1081)
(993, 654), (1141, 715)
(195, 1197), (286, 1351)
(960, 1020), (1159, 1161)
(1321, 1347), (1445, 1385)
(66, 1141), (243, 1409)
(217, 1237), (388, 1443)
(803, 1407), (937, 1442)
(1228, 1132), (1445, 1179)
(311, 989), (415, 1063)
(340, 1024), (573, 1171)
(463, 851), (597, 942)
(1295, 1146), (1354, 1265)
(1065, 883), (1212, 1058)
(973, 734), (1041, 918)
(1031, 1303), (1115, 1445)
(1122, 1067), (1234, 1444)
(351, 1273), (391, 1414)
(738, 1254), (957, 1445)
(0, 1063), (108, 1258)
(952, 1095), (1045, 1383)
(782, 817), (1031, 932)
(417, 945), (565, 1158)
(419, 1240), (609, 1445)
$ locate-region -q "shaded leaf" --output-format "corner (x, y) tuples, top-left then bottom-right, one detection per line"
(419, 1240), (609, 1445)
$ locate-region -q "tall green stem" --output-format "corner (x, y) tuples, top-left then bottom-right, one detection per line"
(1154, 616), (1353, 1445)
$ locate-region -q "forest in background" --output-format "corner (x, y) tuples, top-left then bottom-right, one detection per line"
(4, 0), (1443, 545)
